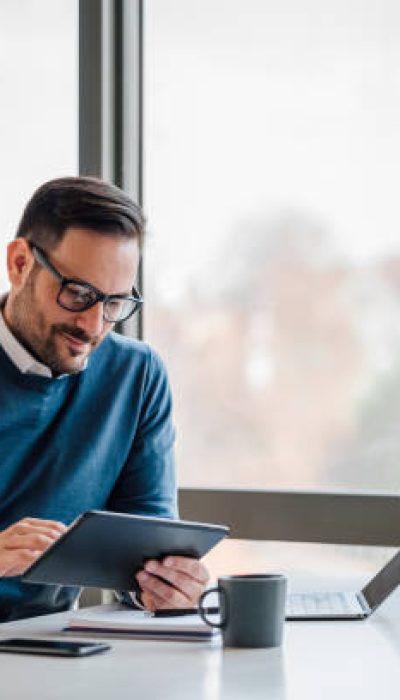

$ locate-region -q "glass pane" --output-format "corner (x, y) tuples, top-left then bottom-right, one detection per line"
(0, 0), (77, 291)
(144, 0), (400, 491)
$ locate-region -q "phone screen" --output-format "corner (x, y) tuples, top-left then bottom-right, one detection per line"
(0, 638), (111, 656)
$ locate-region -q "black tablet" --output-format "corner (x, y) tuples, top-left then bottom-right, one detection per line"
(22, 510), (229, 590)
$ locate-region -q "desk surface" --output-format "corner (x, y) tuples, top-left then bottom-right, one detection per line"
(0, 594), (399, 700)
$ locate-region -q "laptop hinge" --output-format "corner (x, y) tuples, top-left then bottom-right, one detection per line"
(356, 591), (371, 615)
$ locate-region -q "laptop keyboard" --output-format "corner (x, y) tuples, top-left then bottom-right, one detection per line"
(286, 591), (362, 617)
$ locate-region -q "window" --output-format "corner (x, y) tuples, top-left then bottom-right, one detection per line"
(144, 0), (400, 493)
(0, 0), (77, 291)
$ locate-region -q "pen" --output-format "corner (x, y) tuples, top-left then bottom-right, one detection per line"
(153, 607), (219, 617)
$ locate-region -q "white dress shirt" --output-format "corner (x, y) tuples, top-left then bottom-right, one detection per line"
(0, 293), (53, 377)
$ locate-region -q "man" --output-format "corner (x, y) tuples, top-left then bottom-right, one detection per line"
(0, 176), (208, 622)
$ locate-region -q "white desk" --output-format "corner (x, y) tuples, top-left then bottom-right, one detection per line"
(0, 595), (399, 700)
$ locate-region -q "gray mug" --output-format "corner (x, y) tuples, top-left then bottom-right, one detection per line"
(198, 574), (287, 648)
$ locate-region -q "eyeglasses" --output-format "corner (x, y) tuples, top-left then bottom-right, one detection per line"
(30, 244), (143, 323)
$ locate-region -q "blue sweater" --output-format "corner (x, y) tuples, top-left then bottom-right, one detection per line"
(0, 333), (176, 622)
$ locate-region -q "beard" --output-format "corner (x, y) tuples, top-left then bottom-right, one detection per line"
(7, 272), (101, 376)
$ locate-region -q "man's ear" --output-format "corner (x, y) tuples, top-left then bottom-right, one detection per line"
(7, 238), (35, 291)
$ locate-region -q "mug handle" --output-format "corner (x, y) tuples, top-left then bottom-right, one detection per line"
(198, 586), (226, 629)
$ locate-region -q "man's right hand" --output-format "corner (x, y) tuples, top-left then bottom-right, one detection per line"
(0, 517), (67, 577)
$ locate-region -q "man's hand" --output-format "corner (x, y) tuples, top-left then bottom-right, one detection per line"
(135, 557), (209, 612)
(0, 517), (67, 577)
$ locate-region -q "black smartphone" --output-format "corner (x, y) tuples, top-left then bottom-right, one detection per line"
(0, 638), (111, 657)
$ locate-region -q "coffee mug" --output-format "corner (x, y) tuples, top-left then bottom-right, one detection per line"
(198, 574), (287, 648)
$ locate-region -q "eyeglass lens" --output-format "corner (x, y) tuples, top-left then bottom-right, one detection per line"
(58, 283), (138, 322)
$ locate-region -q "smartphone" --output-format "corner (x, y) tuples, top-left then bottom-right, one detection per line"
(0, 638), (111, 657)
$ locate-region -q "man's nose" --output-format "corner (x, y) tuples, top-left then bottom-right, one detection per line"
(74, 302), (105, 337)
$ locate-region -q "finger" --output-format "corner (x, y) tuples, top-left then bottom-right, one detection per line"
(10, 524), (66, 540)
(160, 557), (209, 584)
(16, 518), (67, 534)
(20, 517), (66, 527)
(144, 561), (201, 602)
(140, 591), (158, 612)
(0, 549), (42, 577)
(136, 571), (192, 608)
(3, 532), (58, 552)
(142, 593), (177, 612)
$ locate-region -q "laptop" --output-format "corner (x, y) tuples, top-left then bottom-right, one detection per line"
(285, 549), (400, 620)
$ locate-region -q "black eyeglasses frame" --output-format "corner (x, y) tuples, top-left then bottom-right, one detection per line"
(30, 243), (143, 323)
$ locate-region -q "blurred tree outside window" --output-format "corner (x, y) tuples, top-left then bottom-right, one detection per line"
(144, 0), (400, 492)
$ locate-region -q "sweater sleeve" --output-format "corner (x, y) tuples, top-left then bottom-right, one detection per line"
(106, 348), (178, 520)
(107, 349), (177, 608)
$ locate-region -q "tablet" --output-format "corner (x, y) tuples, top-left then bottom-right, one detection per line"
(22, 510), (229, 590)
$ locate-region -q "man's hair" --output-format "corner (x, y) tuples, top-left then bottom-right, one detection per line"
(15, 176), (145, 249)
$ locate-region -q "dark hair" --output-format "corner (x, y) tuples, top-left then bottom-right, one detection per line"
(15, 176), (145, 249)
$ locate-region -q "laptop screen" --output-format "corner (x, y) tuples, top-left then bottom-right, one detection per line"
(362, 550), (400, 611)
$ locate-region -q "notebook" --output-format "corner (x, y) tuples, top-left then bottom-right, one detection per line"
(64, 605), (218, 642)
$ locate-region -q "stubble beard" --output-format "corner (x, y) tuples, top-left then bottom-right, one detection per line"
(8, 274), (100, 376)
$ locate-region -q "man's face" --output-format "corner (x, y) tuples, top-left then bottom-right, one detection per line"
(4, 227), (140, 376)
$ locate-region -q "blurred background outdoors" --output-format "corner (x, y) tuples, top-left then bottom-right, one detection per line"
(0, 0), (398, 581)
(145, 0), (400, 492)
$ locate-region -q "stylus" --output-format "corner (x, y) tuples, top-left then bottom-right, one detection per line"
(153, 607), (219, 617)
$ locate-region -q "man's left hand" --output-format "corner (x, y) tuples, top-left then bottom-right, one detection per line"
(135, 557), (209, 611)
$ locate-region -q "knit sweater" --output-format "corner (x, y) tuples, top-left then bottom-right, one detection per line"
(0, 332), (176, 622)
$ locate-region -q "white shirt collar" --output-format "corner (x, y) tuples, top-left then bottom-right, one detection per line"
(0, 293), (86, 379)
